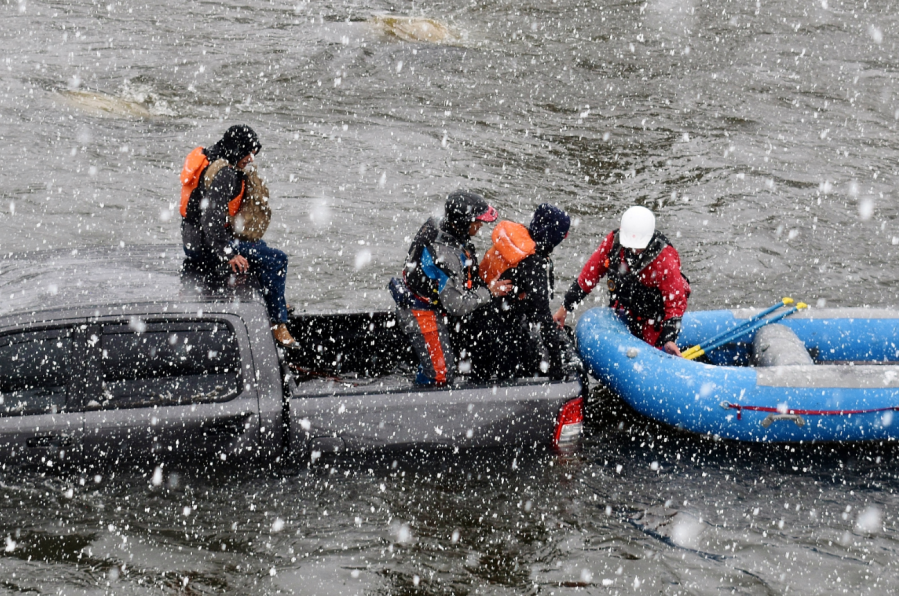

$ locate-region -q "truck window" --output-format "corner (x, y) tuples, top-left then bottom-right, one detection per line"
(0, 328), (72, 416)
(98, 320), (241, 409)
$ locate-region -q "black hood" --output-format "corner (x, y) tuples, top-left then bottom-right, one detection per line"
(208, 125), (261, 166)
(441, 190), (491, 240)
(529, 203), (570, 254)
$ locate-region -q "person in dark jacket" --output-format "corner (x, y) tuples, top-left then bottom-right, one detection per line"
(179, 125), (295, 346)
(477, 203), (582, 380)
(389, 190), (511, 386)
(553, 205), (690, 355)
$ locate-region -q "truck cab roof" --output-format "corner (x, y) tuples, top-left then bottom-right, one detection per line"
(1, 246), (189, 316)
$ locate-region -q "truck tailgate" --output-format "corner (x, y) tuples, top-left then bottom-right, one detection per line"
(288, 376), (582, 455)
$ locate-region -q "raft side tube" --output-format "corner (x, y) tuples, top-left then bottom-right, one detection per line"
(577, 307), (899, 442)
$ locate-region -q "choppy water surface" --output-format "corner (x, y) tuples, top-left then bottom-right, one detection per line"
(2, 0), (899, 593)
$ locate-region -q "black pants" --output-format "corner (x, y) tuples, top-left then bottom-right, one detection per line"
(180, 250), (231, 290)
(462, 304), (582, 382)
(455, 306), (540, 382)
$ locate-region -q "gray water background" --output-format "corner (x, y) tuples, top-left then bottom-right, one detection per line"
(2, 0), (899, 593)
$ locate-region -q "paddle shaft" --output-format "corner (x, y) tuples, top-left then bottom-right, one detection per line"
(681, 298), (793, 359)
(683, 303), (807, 360)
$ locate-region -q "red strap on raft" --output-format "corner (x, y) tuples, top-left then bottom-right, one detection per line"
(722, 402), (899, 421)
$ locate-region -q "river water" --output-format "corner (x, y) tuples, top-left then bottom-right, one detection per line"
(2, 0), (899, 593)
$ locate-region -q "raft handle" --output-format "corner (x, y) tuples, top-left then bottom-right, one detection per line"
(760, 413), (806, 428)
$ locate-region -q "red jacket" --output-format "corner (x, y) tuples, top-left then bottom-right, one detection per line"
(564, 230), (689, 345)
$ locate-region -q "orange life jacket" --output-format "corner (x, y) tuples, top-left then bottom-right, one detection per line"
(180, 147), (208, 217)
(179, 147), (244, 220)
(479, 221), (536, 284)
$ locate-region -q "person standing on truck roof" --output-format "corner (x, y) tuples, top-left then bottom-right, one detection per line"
(476, 203), (583, 380)
(553, 205), (690, 356)
(388, 190), (512, 386)
(179, 124), (295, 346)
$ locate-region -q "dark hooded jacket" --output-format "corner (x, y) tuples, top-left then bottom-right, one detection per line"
(500, 204), (569, 326)
(483, 204), (577, 379)
(181, 125), (261, 264)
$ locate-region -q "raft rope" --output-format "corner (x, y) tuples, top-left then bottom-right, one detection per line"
(719, 401), (899, 421)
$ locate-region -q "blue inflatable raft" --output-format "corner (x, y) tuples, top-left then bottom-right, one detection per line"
(575, 307), (899, 442)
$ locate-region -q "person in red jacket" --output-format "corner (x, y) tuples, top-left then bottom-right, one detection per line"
(553, 206), (690, 356)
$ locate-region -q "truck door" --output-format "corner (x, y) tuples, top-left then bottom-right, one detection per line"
(79, 316), (260, 471)
(0, 325), (84, 470)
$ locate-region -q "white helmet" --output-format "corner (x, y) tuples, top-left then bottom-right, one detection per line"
(619, 206), (655, 249)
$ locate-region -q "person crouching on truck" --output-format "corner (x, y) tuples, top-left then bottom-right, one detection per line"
(553, 205), (690, 356)
(388, 190), (511, 386)
(477, 203), (583, 380)
(179, 124), (295, 346)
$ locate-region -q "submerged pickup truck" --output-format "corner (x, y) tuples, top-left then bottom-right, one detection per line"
(0, 246), (584, 472)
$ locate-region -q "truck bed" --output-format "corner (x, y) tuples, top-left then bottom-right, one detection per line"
(283, 311), (584, 456)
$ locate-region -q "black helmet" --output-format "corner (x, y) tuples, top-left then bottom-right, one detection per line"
(442, 190), (497, 238)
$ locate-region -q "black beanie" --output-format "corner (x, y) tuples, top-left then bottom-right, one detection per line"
(529, 203), (571, 250)
(217, 125), (261, 165)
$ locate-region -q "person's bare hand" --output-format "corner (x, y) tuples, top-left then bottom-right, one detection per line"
(663, 341), (682, 357)
(488, 279), (512, 298)
(229, 255), (249, 273)
(553, 306), (568, 327)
